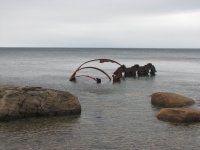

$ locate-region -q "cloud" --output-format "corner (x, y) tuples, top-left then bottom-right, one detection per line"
(0, 0), (200, 48)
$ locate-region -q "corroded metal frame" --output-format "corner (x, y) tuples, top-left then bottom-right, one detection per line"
(69, 59), (121, 81)
(69, 58), (156, 83)
(78, 66), (111, 80)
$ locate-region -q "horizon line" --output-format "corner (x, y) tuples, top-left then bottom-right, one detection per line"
(0, 47), (200, 49)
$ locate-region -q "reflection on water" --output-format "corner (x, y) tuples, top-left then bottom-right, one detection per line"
(0, 115), (80, 133)
(0, 48), (200, 149)
(0, 116), (81, 149)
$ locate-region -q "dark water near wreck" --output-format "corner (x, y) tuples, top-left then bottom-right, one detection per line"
(0, 48), (200, 149)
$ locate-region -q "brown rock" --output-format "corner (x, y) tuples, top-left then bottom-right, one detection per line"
(151, 92), (195, 107)
(157, 108), (200, 122)
(0, 85), (81, 121)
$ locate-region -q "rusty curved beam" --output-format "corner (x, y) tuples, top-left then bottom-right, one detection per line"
(76, 75), (101, 83)
(78, 66), (111, 80)
(76, 75), (97, 81)
(70, 59), (121, 81)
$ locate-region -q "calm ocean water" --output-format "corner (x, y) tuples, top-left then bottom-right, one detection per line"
(0, 48), (200, 149)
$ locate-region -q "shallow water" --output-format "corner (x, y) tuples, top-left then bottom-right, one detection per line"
(0, 48), (200, 149)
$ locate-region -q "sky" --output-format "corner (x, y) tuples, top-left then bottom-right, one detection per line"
(0, 0), (200, 48)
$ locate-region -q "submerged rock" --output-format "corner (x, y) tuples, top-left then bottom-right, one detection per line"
(151, 92), (195, 107)
(0, 85), (81, 121)
(157, 108), (200, 122)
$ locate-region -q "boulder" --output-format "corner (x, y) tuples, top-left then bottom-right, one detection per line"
(151, 92), (195, 107)
(157, 108), (200, 122)
(0, 85), (81, 121)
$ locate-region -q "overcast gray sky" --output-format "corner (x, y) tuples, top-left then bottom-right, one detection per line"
(0, 0), (200, 48)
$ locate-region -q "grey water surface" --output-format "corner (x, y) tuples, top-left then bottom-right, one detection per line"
(0, 48), (200, 149)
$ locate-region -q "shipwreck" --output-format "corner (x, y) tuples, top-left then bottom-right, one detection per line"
(69, 59), (157, 83)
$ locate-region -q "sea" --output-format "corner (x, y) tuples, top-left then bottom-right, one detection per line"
(0, 48), (200, 150)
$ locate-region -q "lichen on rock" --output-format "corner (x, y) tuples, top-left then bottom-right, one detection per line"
(0, 85), (81, 121)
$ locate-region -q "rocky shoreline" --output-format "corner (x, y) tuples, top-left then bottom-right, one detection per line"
(1, 84), (199, 123)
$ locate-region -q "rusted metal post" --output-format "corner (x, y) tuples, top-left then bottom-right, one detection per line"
(150, 65), (157, 75)
(112, 65), (125, 82)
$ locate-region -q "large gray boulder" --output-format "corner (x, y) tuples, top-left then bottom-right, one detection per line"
(157, 108), (200, 122)
(0, 85), (81, 121)
(151, 92), (195, 107)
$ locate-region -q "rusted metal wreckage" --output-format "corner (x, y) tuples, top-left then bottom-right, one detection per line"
(69, 59), (157, 83)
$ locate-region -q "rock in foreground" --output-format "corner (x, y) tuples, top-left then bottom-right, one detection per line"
(151, 92), (195, 107)
(0, 85), (81, 121)
(157, 108), (200, 122)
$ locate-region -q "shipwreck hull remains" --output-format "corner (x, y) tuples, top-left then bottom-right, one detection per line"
(69, 59), (157, 83)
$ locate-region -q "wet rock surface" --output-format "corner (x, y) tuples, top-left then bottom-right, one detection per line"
(0, 85), (81, 121)
(157, 108), (200, 122)
(151, 92), (195, 107)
